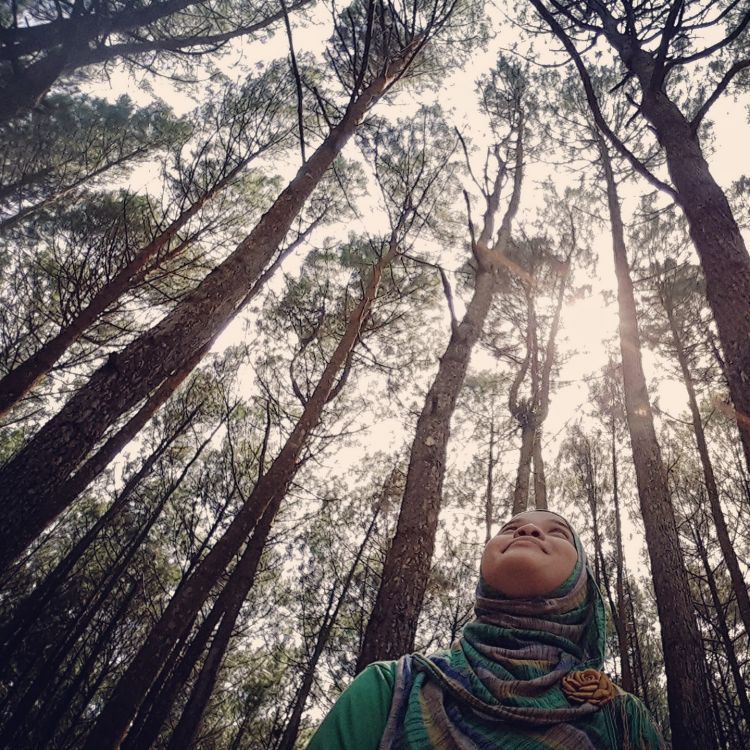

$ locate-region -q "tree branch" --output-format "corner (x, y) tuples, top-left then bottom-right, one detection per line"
(437, 265), (459, 334)
(691, 58), (750, 131)
(528, 0), (681, 204)
(279, 0), (306, 163)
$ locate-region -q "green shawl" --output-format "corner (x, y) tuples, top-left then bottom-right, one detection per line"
(378, 518), (664, 749)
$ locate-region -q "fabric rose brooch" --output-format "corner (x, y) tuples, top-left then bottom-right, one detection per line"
(561, 669), (619, 706)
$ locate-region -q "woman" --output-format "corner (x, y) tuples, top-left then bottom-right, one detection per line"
(308, 509), (664, 749)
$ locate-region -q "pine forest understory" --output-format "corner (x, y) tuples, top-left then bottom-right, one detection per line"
(1, 0), (749, 748)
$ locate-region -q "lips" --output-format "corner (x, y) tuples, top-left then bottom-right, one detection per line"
(505, 537), (547, 553)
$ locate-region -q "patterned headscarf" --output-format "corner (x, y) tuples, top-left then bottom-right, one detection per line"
(378, 511), (664, 749)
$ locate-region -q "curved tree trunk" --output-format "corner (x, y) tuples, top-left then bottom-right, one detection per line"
(357, 120), (525, 670)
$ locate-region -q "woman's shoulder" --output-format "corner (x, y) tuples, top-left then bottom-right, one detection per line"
(305, 661), (398, 750)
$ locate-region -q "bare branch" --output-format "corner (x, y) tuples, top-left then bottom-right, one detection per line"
(455, 128), (483, 195)
(463, 188), (478, 256)
(691, 58), (750, 131)
(437, 265), (459, 334)
(279, 0), (306, 163)
(666, 6), (750, 70)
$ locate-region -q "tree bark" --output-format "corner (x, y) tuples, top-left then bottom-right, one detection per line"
(0, 64), (404, 573)
(532, 428), (547, 509)
(512, 421), (535, 514)
(598, 133), (715, 749)
(611, 422), (635, 692)
(80, 217), (399, 750)
(275, 510), (378, 750)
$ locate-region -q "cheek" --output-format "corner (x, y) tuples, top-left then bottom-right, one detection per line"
(556, 544), (578, 579)
(480, 538), (506, 581)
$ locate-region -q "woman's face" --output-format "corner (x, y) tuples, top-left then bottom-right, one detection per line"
(480, 511), (578, 598)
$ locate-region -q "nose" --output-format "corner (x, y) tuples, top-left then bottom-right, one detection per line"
(514, 523), (544, 539)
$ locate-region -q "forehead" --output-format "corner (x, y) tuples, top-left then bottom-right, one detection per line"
(501, 511), (573, 532)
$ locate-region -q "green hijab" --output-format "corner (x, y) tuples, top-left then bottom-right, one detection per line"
(378, 512), (664, 749)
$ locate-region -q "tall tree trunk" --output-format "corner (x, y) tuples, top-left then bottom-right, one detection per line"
(356, 269), (497, 669)
(0, 158), (249, 416)
(164, 491), (284, 750)
(31, 580), (141, 748)
(484, 421), (495, 543)
(0, 61), (409, 573)
(533, 0), (750, 491)
(662, 297), (750, 637)
(512, 420), (535, 514)
(598, 133), (714, 749)
(706, 656), (729, 750)
(640, 88), (750, 481)
(510, 256), (568, 515)
(45, 235), (289, 519)
(120, 625), (200, 750)
(626, 575), (651, 711)
(584, 450), (601, 587)
(692, 524), (750, 730)
(532, 428), (547, 509)
(275, 510), (378, 750)
(611, 422), (635, 692)
(357, 122), (524, 670)
(80, 222), (398, 750)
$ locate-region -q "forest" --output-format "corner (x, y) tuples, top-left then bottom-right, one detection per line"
(0, 0), (748, 748)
